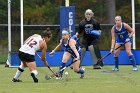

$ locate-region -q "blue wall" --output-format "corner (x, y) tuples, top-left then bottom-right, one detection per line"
(10, 50), (140, 67)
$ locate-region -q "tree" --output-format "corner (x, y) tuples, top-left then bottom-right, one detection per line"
(106, 0), (116, 24)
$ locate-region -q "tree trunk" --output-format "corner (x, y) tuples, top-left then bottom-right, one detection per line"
(106, 0), (116, 24)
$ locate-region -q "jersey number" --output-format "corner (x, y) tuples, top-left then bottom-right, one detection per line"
(119, 35), (124, 39)
(26, 38), (37, 48)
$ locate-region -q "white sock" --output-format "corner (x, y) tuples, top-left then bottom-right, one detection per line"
(14, 70), (22, 79)
(14, 65), (25, 79)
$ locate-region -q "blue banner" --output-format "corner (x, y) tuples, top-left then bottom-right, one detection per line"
(60, 6), (75, 37)
(9, 50), (140, 67)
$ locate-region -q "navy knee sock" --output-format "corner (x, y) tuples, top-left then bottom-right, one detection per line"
(59, 62), (66, 77)
(114, 57), (119, 69)
(129, 55), (137, 67)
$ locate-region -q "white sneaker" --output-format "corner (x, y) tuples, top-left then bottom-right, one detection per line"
(112, 68), (119, 71)
(56, 77), (62, 80)
(80, 67), (85, 79)
(82, 67), (85, 71)
(80, 74), (84, 79)
(132, 67), (138, 71)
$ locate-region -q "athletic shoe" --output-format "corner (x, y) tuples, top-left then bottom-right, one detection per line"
(12, 78), (22, 82)
(98, 61), (104, 67)
(80, 67), (85, 79)
(94, 61), (104, 67)
(56, 77), (62, 80)
(93, 64), (102, 69)
(80, 74), (84, 79)
(112, 68), (119, 71)
(132, 67), (138, 71)
(31, 73), (38, 83)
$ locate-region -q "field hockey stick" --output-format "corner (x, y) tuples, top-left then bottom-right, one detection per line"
(97, 41), (128, 63)
(60, 59), (78, 72)
(48, 59), (78, 78)
(35, 52), (59, 77)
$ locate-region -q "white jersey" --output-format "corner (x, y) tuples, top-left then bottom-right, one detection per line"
(19, 35), (43, 55)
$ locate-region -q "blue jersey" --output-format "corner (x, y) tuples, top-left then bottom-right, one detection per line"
(62, 37), (81, 58)
(114, 23), (131, 44)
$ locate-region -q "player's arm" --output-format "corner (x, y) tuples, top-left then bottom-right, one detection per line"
(39, 40), (48, 66)
(90, 30), (101, 37)
(110, 26), (115, 53)
(77, 21), (84, 36)
(69, 39), (79, 59)
(49, 39), (62, 56)
(124, 23), (134, 37)
(90, 22), (102, 37)
(76, 32), (79, 36)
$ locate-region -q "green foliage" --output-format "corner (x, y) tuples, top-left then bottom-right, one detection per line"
(0, 0), (7, 24)
(24, 0), (60, 24)
(0, 0), (140, 55)
(137, 0), (140, 4)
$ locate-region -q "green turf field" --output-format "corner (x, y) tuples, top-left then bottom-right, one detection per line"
(0, 64), (140, 93)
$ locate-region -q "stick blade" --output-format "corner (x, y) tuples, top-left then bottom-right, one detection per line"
(45, 74), (51, 80)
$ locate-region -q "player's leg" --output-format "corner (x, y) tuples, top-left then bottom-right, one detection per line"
(125, 42), (138, 71)
(73, 59), (85, 78)
(80, 40), (88, 67)
(12, 62), (26, 82)
(112, 44), (121, 71)
(90, 40), (103, 68)
(70, 47), (86, 69)
(12, 51), (27, 82)
(80, 48), (86, 62)
(26, 61), (38, 83)
(58, 52), (71, 79)
(88, 45), (101, 69)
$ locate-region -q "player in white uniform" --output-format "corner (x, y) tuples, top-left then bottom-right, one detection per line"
(12, 30), (52, 83)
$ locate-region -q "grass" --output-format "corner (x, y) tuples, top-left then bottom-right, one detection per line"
(0, 64), (140, 93)
(0, 53), (7, 64)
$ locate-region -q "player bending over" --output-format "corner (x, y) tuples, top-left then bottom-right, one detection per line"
(49, 28), (85, 80)
(12, 29), (52, 83)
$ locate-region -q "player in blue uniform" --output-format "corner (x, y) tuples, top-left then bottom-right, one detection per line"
(49, 28), (85, 79)
(110, 16), (138, 71)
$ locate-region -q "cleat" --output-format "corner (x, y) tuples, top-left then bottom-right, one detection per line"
(132, 67), (138, 71)
(80, 67), (85, 79)
(93, 64), (102, 69)
(12, 78), (22, 82)
(99, 61), (104, 67)
(94, 61), (104, 67)
(80, 74), (84, 79)
(56, 77), (62, 80)
(31, 73), (38, 83)
(112, 68), (119, 71)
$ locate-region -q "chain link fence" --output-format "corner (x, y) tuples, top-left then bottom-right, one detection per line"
(0, 0), (140, 63)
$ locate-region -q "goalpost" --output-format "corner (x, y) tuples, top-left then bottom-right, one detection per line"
(6, 0), (24, 67)
(131, 0), (136, 49)
(6, 0), (76, 67)
(6, 0), (136, 67)
(6, 0), (11, 67)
